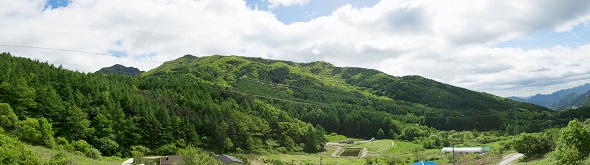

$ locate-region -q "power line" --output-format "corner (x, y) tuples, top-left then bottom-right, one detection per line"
(0, 24), (248, 54)
(0, 44), (165, 64)
(2, 53), (554, 122)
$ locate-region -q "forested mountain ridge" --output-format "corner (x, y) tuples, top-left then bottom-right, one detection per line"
(96, 64), (143, 76)
(509, 83), (590, 109)
(0, 52), (559, 160)
(144, 54), (554, 132)
(552, 90), (590, 110)
(0, 52), (327, 158)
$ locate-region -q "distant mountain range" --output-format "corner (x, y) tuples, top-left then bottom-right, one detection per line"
(96, 64), (143, 76)
(509, 83), (590, 110)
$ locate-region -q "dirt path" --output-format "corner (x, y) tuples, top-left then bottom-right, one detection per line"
(499, 153), (524, 165)
(121, 158), (133, 165)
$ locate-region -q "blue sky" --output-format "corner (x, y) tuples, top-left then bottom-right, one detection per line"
(44, 0), (69, 10)
(245, 0), (379, 24)
(244, 0), (590, 51)
(43, 0), (590, 51)
(497, 25), (590, 50)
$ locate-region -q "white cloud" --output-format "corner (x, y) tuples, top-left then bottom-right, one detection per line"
(1, 0), (590, 97)
(311, 48), (320, 55)
(268, 0), (309, 9)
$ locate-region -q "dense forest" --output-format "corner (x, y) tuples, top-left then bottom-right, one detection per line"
(145, 55), (557, 133)
(0, 53), (326, 159)
(0, 53), (568, 162)
(96, 64), (143, 76)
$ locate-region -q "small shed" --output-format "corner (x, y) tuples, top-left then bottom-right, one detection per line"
(160, 156), (183, 165)
(441, 147), (485, 154)
(214, 154), (245, 165)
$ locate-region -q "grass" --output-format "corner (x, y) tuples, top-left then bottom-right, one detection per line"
(351, 139), (396, 153)
(325, 133), (349, 142)
(248, 138), (524, 165)
(261, 152), (366, 165)
(27, 144), (126, 165)
(518, 152), (557, 165)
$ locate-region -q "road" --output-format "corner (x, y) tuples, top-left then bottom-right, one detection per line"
(121, 158), (133, 165)
(498, 153), (524, 165)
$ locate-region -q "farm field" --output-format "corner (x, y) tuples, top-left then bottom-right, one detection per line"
(248, 137), (514, 165)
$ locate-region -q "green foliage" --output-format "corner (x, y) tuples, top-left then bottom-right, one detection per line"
(176, 145), (220, 165)
(55, 137), (73, 152)
(555, 119), (590, 164)
(303, 124), (327, 153)
(94, 137), (119, 156)
(377, 128), (385, 139)
(0, 103), (18, 131)
(46, 149), (74, 165)
(0, 133), (41, 165)
(19, 117), (55, 147)
(85, 148), (102, 160)
(401, 124), (429, 141)
(71, 139), (101, 159)
(96, 64), (143, 76)
(511, 132), (554, 157)
(156, 143), (179, 156)
(0, 52), (560, 157)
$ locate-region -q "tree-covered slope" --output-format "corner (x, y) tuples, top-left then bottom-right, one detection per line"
(144, 55), (555, 133)
(96, 64), (143, 76)
(0, 52), (328, 158)
(510, 83), (590, 109)
(553, 90), (590, 110)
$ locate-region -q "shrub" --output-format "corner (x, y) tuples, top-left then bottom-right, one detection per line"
(156, 144), (178, 156)
(46, 150), (74, 165)
(0, 134), (41, 165)
(85, 148), (102, 160)
(72, 140), (92, 153)
(55, 137), (73, 152)
(95, 137), (119, 156)
(0, 103), (18, 131)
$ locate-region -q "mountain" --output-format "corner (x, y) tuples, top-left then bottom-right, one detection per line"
(553, 90), (590, 110)
(145, 55), (553, 132)
(96, 64), (143, 76)
(0, 52), (558, 157)
(0, 52), (328, 155)
(509, 83), (590, 109)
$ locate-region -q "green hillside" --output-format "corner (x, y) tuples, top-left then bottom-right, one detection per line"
(145, 55), (555, 133)
(96, 64), (143, 76)
(0, 52), (326, 159)
(552, 91), (590, 110)
(0, 53), (563, 164)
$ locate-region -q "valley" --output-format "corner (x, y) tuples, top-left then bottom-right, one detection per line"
(1, 53), (590, 164)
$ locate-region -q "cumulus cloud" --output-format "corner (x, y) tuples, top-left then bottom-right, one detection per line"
(1, 0), (590, 97)
(268, 0), (310, 9)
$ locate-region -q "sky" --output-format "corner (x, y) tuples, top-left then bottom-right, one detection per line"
(2, 0), (590, 97)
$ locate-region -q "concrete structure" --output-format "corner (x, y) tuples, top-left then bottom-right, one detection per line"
(441, 147), (485, 154)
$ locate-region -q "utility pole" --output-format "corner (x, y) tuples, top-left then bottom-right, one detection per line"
(512, 108), (519, 135)
(515, 111), (518, 134)
(451, 135), (456, 165)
